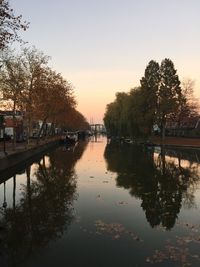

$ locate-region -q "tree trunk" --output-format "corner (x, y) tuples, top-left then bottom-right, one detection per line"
(12, 102), (16, 150)
(160, 146), (166, 175)
(36, 117), (47, 144)
(49, 122), (55, 137)
(162, 115), (166, 141)
(13, 175), (16, 210)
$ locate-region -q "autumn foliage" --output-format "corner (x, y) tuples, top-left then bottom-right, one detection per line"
(0, 47), (89, 142)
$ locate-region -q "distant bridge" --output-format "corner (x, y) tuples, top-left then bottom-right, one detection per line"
(90, 124), (106, 134)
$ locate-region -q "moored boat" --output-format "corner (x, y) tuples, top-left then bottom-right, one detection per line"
(60, 131), (78, 145)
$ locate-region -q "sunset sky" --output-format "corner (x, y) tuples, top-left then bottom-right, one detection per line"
(10, 0), (200, 123)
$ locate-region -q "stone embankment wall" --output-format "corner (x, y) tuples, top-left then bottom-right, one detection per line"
(0, 140), (59, 182)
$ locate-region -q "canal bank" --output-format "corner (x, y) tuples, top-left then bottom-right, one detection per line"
(0, 139), (60, 179)
(150, 136), (200, 149)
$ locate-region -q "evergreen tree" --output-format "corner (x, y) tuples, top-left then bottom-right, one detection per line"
(158, 58), (182, 139)
(140, 60), (160, 135)
(104, 58), (192, 140)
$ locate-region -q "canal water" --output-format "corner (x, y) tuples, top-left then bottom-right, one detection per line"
(0, 136), (200, 267)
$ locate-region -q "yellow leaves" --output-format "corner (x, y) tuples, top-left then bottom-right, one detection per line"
(94, 219), (143, 242)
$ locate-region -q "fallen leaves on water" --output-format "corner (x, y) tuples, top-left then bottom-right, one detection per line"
(118, 201), (128, 205)
(146, 221), (200, 266)
(75, 216), (81, 223)
(94, 219), (143, 242)
(177, 221), (200, 232)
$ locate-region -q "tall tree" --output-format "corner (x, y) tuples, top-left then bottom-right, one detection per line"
(178, 79), (199, 121)
(33, 67), (76, 141)
(0, 49), (26, 148)
(0, 0), (29, 50)
(140, 60), (160, 135)
(104, 101), (119, 137)
(158, 58), (182, 139)
(19, 47), (49, 142)
(128, 87), (149, 137)
(115, 92), (129, 137)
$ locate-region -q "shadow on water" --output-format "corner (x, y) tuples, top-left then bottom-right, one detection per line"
(0, 145), (59, 184)
(104, 142), (200, 230)
(0, 141), (88, 267)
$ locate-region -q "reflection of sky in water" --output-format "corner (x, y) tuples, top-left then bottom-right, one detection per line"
(0, 173), (27, 208)
(1, 138), (200, 266)
(0, 157), (50, 209)
(76, 140), (137, 212)
(154, 153), (200, 175)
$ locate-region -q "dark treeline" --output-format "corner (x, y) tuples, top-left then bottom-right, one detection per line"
(104, 59), (199, 139)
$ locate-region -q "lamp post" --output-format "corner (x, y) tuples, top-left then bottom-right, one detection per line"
(3, 181), (7, 209)
(3, 121), (6, 155)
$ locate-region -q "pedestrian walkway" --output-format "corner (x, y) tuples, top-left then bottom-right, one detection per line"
(0, 136), (60, 159)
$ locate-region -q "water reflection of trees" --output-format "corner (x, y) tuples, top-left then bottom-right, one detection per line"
(0, 141), (88, 266)
(104, 143), (200, 230)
